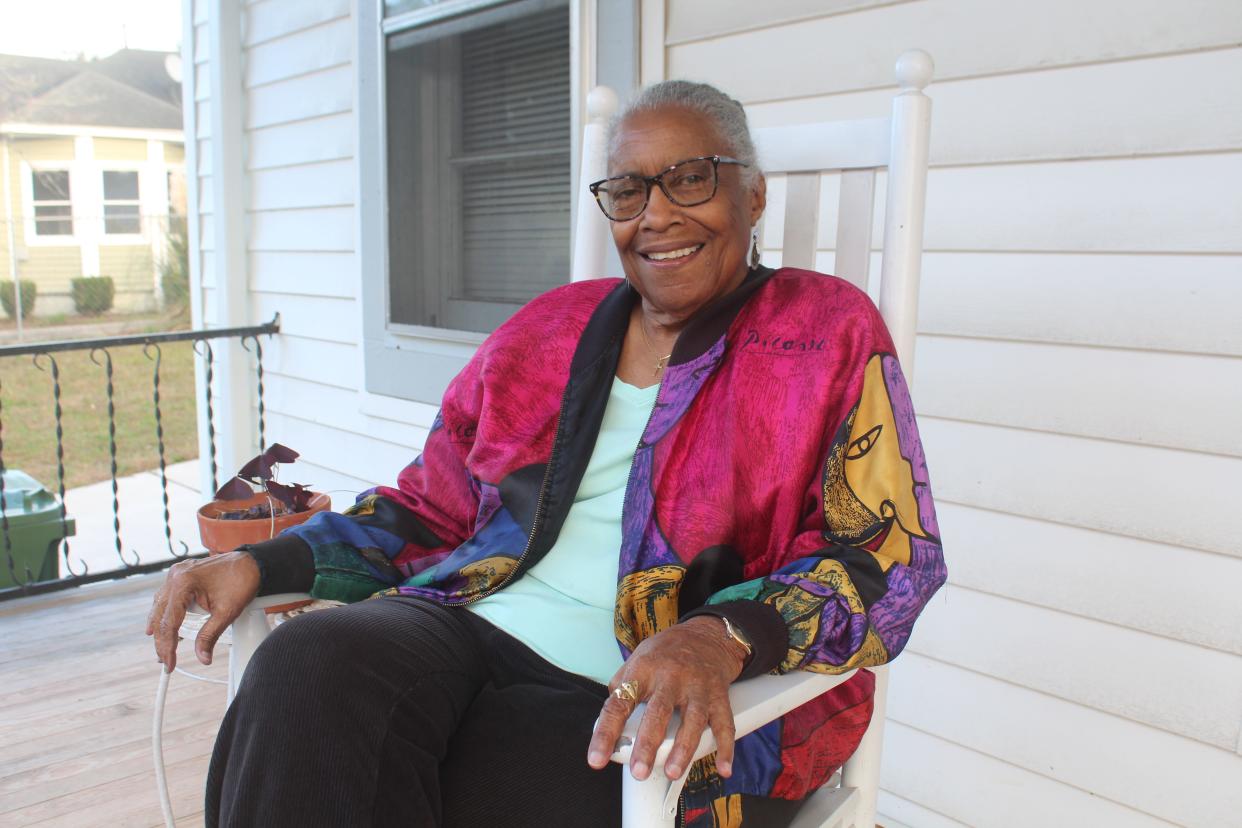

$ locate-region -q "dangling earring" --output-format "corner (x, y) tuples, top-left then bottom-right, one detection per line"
(750, 228), (761, 268)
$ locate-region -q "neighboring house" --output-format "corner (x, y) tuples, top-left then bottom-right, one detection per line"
(0, 49), (186, 316)
(185, 1), (1241, 826)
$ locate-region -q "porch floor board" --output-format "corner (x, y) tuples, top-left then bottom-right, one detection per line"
(0, 573), (224, 827)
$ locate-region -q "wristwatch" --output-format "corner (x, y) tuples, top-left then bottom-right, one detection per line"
(719, 615), (754, 663)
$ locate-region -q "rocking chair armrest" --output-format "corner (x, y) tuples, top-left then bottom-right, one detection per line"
(609, 668), (858, 768)
(245, 592), (316, 612)
(226, 592), (313, 700)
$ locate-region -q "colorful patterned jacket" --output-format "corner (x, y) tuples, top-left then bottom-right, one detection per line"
(261, 266), (947, 825)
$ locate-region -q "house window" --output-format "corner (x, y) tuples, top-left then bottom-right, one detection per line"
(385, 0), (571, 333)
(102, 170), (141, 235)
(31, 170), (73, 236)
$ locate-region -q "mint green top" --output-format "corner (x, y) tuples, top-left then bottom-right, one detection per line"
(468, 376), (658, 685)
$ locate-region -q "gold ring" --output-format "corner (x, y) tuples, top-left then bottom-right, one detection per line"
(612, 680), (640, 703)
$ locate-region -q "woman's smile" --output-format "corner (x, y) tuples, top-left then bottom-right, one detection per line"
(639, 243), (704, 265)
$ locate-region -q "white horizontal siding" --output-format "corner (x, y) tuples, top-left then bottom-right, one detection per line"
(198, 181), (212, 215)
(244, 16), (351, 89)
(914, 252), (1242, 357)
(908, 585), (1242, 750)
(881, 723), (1178, 828)
(198, 217), (213, 252)
(940, 503), (1242, 656)
(923, 417), (1240, 556)
(263, 372), (361, 426)
(244, 0), (351, 47)
(199, 252), (214, 288)
(251, 292), (357, 343)
(889, 653), (1242, 827)
(749, 48), (1242, 165)
(194, 62), (210, 102)
(260, 335), (358, 389)
(262, 411), (416, 493)
(245, 64), (352, 129)
(918, 153), (1242, 254)
(789, 249), (1242, 359)
(666, 0), (1242, 104)
(249, 251), (356, 298)
(248, 206), (355, 252)
(248, 112), (354, 171)
(249, 159), (354, 210)
(193, 20), (209, 64)
(196, 100), (211, 139)
(197, 138), (212, 175)
(666, 0), (909, 45)
(914, 336), (1242, 456)
(264, 372), (432, 451)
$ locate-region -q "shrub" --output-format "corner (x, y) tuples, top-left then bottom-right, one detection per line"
(160, 214), (190, 309)
(0, 279), (37, 319)
(71, 276), (115, 315)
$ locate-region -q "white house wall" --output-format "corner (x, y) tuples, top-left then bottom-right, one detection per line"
(187, 0), (392, 498)
(185, 0), (1242, 825)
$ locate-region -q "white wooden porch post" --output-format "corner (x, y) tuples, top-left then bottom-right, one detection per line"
(203, 0), (256, 485)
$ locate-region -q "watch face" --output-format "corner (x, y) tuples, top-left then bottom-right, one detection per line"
(724, 617), (752, 651)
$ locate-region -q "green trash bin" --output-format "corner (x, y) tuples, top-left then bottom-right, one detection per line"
(0, 470), (76, 588)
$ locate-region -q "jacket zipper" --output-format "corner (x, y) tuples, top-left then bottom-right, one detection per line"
(449, 381), (571, 606)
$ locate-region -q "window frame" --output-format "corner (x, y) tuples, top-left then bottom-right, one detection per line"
(21, 162), (77, 246)
(99, 167), (146, 242)
(357, 0), (639, 405)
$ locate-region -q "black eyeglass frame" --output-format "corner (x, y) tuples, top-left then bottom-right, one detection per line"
(588, 155), (748, 221)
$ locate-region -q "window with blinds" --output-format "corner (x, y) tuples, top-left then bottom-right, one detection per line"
(385, 0), (571, 333)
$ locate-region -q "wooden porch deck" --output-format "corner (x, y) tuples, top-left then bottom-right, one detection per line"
(1, 572), (224, 827)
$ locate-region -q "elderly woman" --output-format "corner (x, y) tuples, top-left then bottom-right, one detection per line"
(149, 80), (946, 828)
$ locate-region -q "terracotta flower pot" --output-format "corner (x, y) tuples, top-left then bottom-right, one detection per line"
(197, 491), (330, 555)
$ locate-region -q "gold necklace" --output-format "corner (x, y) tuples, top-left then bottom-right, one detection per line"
(638, 313), (673, 377)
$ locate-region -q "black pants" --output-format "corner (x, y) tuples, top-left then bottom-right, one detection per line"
(205, 596), (621, 827)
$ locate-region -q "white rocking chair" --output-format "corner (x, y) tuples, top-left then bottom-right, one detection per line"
(222, 48), (933, 828)
(569, 50), (935, 828)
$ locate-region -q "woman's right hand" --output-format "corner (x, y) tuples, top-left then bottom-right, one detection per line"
(146, 550), (261, 672)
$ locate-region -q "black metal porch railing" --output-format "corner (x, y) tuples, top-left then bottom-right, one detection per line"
(0, 315), (280, 601)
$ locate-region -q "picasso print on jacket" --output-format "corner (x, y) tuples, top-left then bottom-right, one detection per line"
(281, 267), (947, 816)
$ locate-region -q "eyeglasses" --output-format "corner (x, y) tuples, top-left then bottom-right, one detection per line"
(588, 155), (748, 221)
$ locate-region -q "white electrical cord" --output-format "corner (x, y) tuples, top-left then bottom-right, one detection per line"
(153, 668), (174, 828)
(152, 664), (228, 827)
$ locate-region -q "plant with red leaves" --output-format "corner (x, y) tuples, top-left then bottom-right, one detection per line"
(213, 443), (317, 515)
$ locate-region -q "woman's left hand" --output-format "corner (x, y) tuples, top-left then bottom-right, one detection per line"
(587, 616), (749, 781)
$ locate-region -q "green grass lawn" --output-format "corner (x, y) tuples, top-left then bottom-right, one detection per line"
(0, 340), (198, 491)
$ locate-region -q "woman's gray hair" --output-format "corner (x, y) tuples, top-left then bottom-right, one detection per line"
(607, 80), (762, 186)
